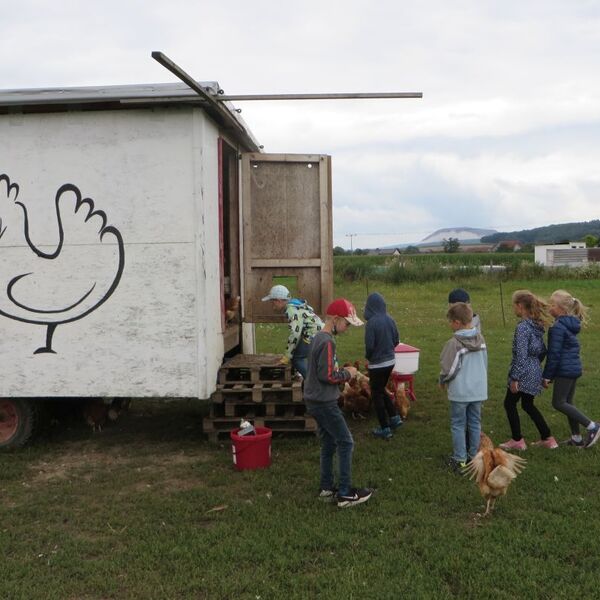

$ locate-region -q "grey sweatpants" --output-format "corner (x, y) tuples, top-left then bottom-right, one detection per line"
(552, 377), (591, 435)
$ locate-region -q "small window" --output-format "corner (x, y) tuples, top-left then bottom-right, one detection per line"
(272, 275), (298, 298)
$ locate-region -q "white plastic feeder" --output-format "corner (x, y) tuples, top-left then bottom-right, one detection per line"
(393, 343), (420, 374)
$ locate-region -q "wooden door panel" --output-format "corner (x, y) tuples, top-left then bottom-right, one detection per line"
(242, 153), (333, 323)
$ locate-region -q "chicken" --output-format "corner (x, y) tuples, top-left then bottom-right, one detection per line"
(339, 363), (371, 418)
(225, 295), (240, 323)
(107, 398), (130, 422)
(0, 174), (124, 354)
(340, 380), (371, 418)
(82, 399), (109, 432)
(463, 433), (526, 516)
(386, 378), (410, 420)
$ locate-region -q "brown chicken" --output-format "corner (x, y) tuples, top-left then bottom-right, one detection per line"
(386, 378), (410, 420)
(463, 433), (526, 516)
(225, 295), (240, 323)
(82, 400), (109, 432)
(339, 363), (371, 418)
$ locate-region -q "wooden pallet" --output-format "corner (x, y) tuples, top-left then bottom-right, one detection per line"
(218, 353), (292, 385)
(212, 381), (303, 404)
(203, 415), (317, 442)
(210, 401), (308, 419)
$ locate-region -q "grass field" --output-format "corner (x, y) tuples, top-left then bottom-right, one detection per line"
(2, 278), (600, 598)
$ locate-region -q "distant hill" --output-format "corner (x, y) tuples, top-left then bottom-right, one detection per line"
(421, 227), (497, 243)
(481, 220), (600, 244)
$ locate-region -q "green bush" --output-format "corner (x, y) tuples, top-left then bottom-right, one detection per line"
(334, 253), (600, 284)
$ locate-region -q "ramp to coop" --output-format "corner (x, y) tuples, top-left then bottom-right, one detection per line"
(218, 354), (292, 384)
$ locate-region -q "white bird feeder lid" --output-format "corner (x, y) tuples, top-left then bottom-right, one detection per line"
(393, 343), (420, 374)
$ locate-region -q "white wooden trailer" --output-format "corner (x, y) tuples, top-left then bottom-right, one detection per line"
(0, 82), (333, 448)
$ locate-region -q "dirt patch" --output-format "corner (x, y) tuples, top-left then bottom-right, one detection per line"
(28, 444), (213, 485)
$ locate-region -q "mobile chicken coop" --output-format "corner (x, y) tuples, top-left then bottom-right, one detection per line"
(0, 79), (335, 448)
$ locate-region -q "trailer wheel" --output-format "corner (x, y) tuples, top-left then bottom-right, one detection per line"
(0, 399), (38, 450)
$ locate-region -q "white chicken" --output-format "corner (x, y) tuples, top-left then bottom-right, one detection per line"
(0, 173), (124, 354)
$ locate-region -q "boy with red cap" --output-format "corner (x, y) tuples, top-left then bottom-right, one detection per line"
(304, 298), (373, 508)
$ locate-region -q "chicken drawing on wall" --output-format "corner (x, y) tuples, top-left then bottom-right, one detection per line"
(0, 173), (125, 354)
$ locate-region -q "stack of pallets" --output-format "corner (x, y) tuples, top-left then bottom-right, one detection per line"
(203, 354), (317, 441)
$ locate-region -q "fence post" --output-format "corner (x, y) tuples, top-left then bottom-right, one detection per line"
(499, 281), (506, 327)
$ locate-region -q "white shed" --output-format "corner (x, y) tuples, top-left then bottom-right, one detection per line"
(534, 242), (587, 267)
(0, 82), (333, 446)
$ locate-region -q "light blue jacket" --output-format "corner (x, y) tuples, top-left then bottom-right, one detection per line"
(439, 328), (488, 403)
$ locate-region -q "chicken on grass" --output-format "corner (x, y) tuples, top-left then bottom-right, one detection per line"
(463, 433), (526, 516)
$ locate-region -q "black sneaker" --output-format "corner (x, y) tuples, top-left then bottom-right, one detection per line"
(445, 456), (467, 475)
(584, 423), (600, 449)
(336, 487), (373, 508)
(560, 437), (585, 448)
(318, 488), (338, 502)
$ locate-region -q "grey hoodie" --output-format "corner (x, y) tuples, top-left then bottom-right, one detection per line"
(439, 328), (488, 403)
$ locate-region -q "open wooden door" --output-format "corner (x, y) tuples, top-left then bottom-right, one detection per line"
(219, 138), (242, 353)
(241, 153), (333, 323)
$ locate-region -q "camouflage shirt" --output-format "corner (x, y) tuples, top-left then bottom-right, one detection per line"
(284, 299), (324, 359)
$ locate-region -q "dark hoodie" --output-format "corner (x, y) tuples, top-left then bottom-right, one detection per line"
(543, 315), (582, 380)
(364, 293), (400, 368)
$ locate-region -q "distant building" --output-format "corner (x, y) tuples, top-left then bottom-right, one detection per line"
(461, 243), (495, 253)
(369, 248), (402, 256)
(535, 242), (587, 267)
(493, 240), (523, 252)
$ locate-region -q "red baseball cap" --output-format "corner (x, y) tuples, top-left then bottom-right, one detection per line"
(326, 298), (364, 326)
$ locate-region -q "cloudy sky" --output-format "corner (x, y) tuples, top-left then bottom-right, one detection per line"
(2, 1), (600, 248)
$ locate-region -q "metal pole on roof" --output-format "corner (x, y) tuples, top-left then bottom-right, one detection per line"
(151, 51), (423, 102)
(151, 51), (215, 102)
(219, 92), (423, 101)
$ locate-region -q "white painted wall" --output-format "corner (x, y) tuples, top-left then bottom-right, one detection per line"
(0, 106), (225, 399)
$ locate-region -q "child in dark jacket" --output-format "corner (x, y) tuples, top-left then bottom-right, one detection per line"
(500, 290), (557, 451)
(543, 290), (600, 449)
(364, 292), (401, 439)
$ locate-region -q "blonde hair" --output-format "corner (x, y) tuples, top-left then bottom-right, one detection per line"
(447, 302), (473, 326)
(550, 289), (589, 325)
(512, 289), (549, 325)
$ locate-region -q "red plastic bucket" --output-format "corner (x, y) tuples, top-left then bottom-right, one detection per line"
(230, 426), (272, 470)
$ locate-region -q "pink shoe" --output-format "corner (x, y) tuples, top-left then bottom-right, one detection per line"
(531, 436), (559, 449)
(499, 438), (527, 451)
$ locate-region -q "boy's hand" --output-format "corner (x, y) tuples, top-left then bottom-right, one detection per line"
(509, 380), (519, 394)
(542, 378), (551, 388)
(345, 366), (358, 378)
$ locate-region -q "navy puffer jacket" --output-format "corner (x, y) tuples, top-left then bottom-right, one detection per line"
(542, 315), (582, 380)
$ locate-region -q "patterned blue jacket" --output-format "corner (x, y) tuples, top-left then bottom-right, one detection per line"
(508, 318), (546, 396)
(542, 315), (582, 380)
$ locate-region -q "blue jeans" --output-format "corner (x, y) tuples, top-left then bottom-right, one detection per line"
(307, 402), (354, 496)
(292, 339), (310, 378)
(450, 401), (482, 462)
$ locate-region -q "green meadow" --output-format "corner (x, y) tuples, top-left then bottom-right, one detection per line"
(1, 276), (600, 599)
